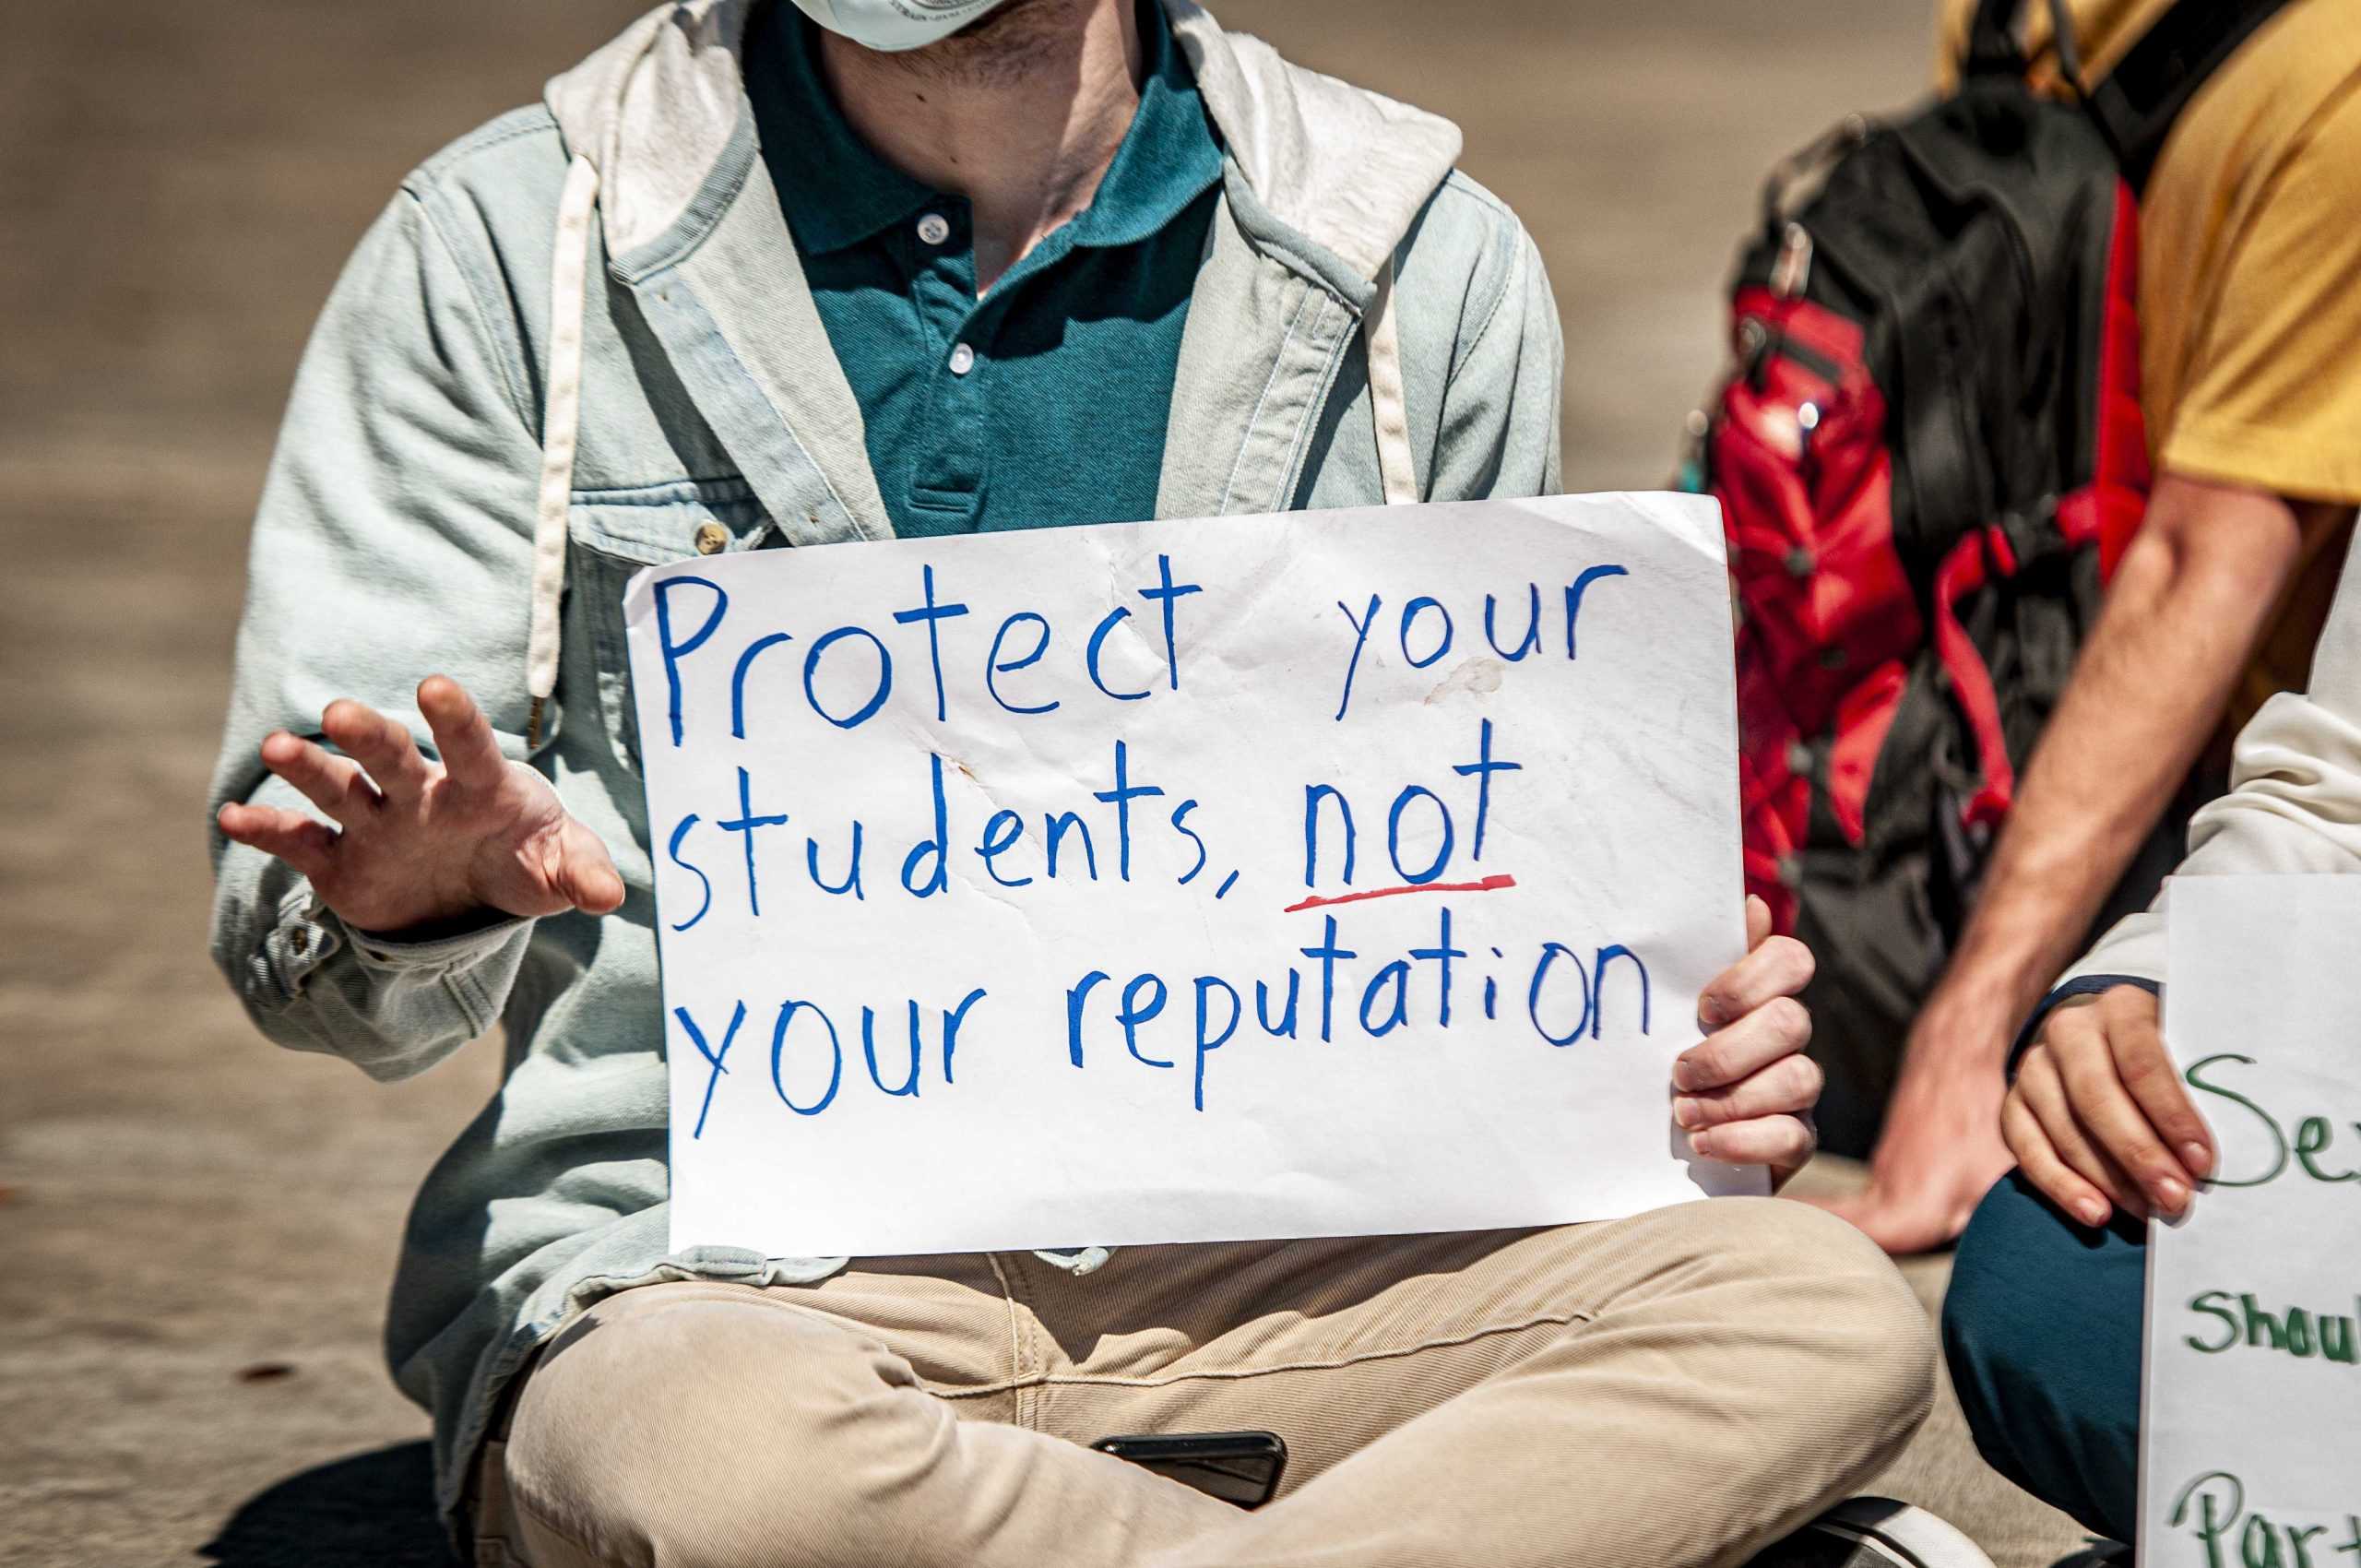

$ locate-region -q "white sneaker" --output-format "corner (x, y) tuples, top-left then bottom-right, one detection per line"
(1745, 1498), (1997, 1568)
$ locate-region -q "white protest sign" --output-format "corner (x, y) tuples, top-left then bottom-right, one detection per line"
(624, 493), (1757, 1260)
(2142, 875), (2361, 1567)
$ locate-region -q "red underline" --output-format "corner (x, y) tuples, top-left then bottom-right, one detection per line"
(1282, 873), (1517, 914)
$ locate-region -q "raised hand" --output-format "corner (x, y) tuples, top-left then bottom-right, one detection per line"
(1673, 895), (1822, 1188)
(217, 675), (624, 936)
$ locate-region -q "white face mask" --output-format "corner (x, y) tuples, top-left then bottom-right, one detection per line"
(785, 0), (1015, 53)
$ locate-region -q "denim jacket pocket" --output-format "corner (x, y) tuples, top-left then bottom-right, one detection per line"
(566, 477), (771, 777)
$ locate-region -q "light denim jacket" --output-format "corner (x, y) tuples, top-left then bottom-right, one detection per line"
(208, 0), (1563, 1527)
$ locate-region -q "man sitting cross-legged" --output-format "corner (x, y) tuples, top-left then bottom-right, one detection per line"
(208, 1), (1935, 1562)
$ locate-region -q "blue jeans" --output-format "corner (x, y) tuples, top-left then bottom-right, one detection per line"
(1941, 1170), (2146, 1545)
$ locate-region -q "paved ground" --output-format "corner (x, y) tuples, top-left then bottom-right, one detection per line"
(0, 4), (2093, 1564)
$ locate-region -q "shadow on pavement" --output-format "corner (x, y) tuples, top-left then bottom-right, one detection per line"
(202, 1442), (455, 1568)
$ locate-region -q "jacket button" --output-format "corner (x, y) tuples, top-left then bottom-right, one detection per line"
(1784, 546), (1813, 577)
(1786, 741), (1814, 776)
(694, 521), (729, 555)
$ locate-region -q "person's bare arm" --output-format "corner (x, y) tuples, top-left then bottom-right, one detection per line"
(1815, 473), (2318, 1253)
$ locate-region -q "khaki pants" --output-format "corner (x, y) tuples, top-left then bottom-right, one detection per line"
(472, 1198), (1930, 1568)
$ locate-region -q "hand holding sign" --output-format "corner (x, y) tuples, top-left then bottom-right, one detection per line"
(2005, 984), (2216, 1226)
(1677, 893), (1819, 1182)
(218, 675), (624, 934)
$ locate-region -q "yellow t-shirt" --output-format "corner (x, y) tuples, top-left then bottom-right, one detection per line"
(1938, 0), (2361, 728)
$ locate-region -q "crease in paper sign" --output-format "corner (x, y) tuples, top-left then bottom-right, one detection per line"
(1493, 490), (1728, 566)
(626, 494), (1752, 1260)
(1424, 657), (1505, 706)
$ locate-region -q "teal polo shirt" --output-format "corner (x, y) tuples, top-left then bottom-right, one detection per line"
(745, 2), (1225, 539)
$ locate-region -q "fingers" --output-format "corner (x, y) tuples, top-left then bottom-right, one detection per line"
(322, 698), (433, 801)
(1697, 932), (1813, 1029)
(552, 817), (626, 915)
(1676, 994), (1810, 1091)
(259, 731), (377, 822)
(2001, 1086), (2114, 1229)
(2046, 1000), (2195, 1216)
(2015, 1044), (2144, 1219)
(419, 676), (507, 790)
(1674, 1051), (1822, 1130)
(1689, 1112), (1814, 1168)
(218, 801), (338, 882)
(2098, 986), (2213, 1180)
(1745, 893), (1773, 950)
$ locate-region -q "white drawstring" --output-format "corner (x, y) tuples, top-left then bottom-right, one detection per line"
(528, 152), (602, 749)
(1366, 255), (1418, 505)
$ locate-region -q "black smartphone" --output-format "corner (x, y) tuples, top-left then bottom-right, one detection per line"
(1090, 1430), (1287, 1510)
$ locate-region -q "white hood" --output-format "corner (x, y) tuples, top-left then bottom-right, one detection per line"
(542, 0), (1464, 281)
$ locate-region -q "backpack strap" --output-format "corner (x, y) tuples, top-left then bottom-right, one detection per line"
(2087, 0), (2296, 191)
(1960, 0), (2293, 189)
(1962, 0), (2085, 85)
(1961, 0), (2023, 76)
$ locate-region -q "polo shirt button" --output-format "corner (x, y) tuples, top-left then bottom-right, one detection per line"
(947, 343), (977, 376)
(917, 212), (951, 245)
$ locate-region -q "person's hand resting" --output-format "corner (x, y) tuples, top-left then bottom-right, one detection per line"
(2002, 983), (2213, 1226)
(1673, 895), (1821, 1189)
(216, 674), (624, 936)
(1804, 1000), (2015, 1254)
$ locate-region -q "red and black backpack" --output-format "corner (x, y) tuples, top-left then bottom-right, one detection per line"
(1693, 0), (2291, 1153)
